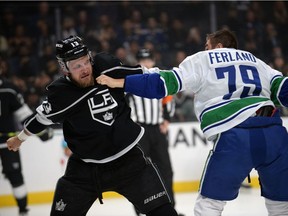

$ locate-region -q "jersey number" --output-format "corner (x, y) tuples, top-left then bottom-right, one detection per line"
(215, 65), (262, 100)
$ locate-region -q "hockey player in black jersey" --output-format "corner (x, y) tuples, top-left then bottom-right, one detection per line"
(7, 36), (179, 216)
(0, 61), (53, 216)
(0, 74), (32, 216)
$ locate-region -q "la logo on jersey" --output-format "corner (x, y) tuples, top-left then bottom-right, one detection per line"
(87, 89), (117, 126)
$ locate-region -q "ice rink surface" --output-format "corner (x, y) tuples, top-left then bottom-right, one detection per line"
(0, 187), (268, 216)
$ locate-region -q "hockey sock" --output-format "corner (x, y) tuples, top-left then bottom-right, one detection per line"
(194, 194), (226, 216)
(265, 198), (288, 216)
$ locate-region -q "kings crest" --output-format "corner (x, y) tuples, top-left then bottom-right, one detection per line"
(87, 89), (117, 126)
(55, 199), (67, 211)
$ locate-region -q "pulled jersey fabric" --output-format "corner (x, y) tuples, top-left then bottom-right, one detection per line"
(23, 53), (144, 163)
(125, 48), (288, 140)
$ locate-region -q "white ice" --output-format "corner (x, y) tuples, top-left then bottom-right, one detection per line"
(0, 187), (267, 216)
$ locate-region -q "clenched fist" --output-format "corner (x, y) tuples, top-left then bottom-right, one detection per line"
(7, 136), (23, 152)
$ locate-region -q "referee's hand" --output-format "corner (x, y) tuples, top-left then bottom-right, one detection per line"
(6, 136), (22, 152)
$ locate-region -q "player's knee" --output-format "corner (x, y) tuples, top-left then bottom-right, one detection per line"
(146, 203), (178, 216)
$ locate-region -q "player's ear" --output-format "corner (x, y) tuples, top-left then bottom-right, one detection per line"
(66, 72), (72, 78)
(216, 43), (224, 48)
(61, 69), (70, 76)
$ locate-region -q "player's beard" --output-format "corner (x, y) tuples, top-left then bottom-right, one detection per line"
(69, 74), (94, 88)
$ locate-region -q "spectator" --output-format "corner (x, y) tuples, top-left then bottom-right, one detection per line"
(61, 16), (77, 39)
(38, 44), (59, 79)
(168, 18), (188, 51)
(35, 20), (56, 57)
(8, 24), (33, 58)
(0, 8), (18, 39)
(139, 17), (168, 52)
(185, 26), (203, 55)
(262, 22), (281, 61)
(0, 31), (9, 56)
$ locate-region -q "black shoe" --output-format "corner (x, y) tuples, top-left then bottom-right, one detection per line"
(178, 213), (185, 216)
(19, 208), (29, 216)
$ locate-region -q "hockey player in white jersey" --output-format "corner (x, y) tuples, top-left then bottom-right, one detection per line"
(96, 29), (288, 216)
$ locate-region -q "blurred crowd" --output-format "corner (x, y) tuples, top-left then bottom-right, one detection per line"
(0, 1), (288, 121)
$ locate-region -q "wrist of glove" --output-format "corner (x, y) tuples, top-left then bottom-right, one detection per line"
(17, 130), (30, 142)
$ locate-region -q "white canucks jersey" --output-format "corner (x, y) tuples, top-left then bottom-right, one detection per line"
(125, 48), (288, 140)
(174, 48), (281, 139)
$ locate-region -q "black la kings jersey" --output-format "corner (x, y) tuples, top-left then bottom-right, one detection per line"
(24, 53), (144, 163)
(0, 79), (33, 144)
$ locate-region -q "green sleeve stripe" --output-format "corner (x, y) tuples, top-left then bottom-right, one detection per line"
(159, 71), (180, 95)
(270, 77), (284, 106)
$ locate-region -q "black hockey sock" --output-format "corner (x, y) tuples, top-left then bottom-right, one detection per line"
(16, 196), (28, 212)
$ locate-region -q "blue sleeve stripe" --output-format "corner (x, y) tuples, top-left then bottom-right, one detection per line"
(160, 76), (168, 96)
(278, 77), (288, 107)
(172, 69), (183, 91)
